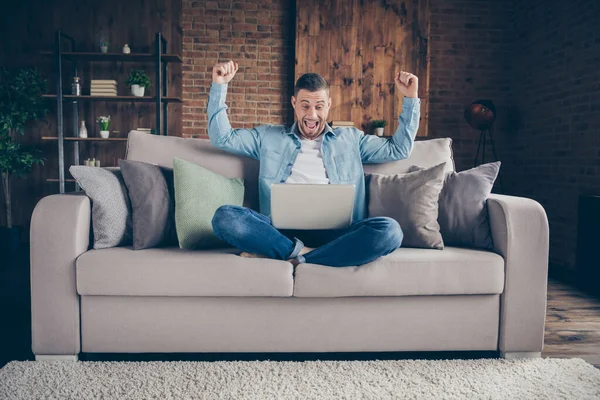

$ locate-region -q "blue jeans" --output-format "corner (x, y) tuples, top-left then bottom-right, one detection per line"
(212, 205), (403, 267)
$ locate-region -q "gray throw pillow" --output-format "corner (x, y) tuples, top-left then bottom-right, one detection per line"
(409, 162), (501, 249)
(69, 166), (133, 249)
(367, 162), (446, 249)
(119, 160), (177, 250)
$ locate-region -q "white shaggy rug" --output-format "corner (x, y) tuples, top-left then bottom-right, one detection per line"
(1, 358), (599, 399)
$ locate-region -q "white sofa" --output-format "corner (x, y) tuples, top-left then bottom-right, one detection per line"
(30, 131), (549, 361)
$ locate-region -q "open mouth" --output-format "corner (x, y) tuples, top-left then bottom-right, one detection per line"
(304, 120), (319, 130)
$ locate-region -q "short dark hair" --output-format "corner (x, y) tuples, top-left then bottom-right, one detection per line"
(294, 73), (329, 97)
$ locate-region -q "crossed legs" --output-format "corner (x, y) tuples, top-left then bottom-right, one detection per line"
(212, 205), (403, 267)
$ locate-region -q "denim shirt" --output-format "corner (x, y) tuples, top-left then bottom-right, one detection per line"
(207, 83), (421, 222)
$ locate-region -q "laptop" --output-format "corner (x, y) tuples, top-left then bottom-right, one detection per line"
(270, 184), (356, 230)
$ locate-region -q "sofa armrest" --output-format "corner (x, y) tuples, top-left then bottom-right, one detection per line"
(30, 193), (91, 356)
(487, 193), (549, 354)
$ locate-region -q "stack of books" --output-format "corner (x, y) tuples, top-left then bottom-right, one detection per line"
(90, 80), (117, 96)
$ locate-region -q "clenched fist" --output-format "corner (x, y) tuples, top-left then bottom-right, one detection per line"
(395, 71), (419, 98)
(212, 60), (239, 84)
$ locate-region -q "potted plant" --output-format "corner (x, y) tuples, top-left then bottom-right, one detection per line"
(0, 67), (47, 260)
(126, 69), (151, 97)
(97, 116), (111, 138)
(97, 31), (109, 53)
(371, 119), (388, 136)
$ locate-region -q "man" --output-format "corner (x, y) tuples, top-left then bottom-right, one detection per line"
(208, 60), (420, 267)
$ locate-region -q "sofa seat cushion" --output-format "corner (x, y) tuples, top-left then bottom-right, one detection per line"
(293, 247), (505, 297)
(76, 247), (293, 297)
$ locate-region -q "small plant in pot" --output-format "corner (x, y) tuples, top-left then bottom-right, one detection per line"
(126, 69), (151, 97)
(0, 67), (47, 261)
(97, 30), (109, 53)
(97, 116), (111, 138)
(371, 119), (388, 136)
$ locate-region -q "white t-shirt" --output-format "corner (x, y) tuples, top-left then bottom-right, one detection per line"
(286, 134), (329, 184)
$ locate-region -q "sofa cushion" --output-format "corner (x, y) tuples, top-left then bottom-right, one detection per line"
(173, 158), (245, 250)
(69, 166), (133, 249)
(367, 163), (446, 249)
(119, 159), (177, 250)
(409, 161), (501, 250)
(126, 132), (454, 212)
(126, 130), (259, 211)
(293, 247), (504, 297)
(363, 138), (455, 175)
(76, 247), (293, 297)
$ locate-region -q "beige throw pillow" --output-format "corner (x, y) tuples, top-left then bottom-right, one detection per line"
(367, 162), (446, 249)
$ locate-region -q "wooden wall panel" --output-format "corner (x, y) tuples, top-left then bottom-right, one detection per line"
(0, 0), (182, 233)
(296, 0), (429, 137)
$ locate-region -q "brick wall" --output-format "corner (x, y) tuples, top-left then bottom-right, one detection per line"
(427, 0), (515, 171)
(500, 0), (600, 273)
(181, 0), (296, 138)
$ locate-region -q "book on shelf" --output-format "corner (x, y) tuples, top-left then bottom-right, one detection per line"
(91, 80), (117, 84)
(90, 86), (117, 92)
(91, 83), (117, 88)
(90, 92), (117, 96)
(330, 120), (354, 127)
(90, 88), (117, 92)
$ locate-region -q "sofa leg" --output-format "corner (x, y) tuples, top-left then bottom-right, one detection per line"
(500, 351), (541, 359)
(35, 355), (79, 361)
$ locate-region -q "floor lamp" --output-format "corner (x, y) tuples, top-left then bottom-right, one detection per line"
(464, 99), (504, 192)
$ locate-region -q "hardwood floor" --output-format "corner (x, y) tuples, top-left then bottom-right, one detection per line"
(1, 245), (600, 368)
(543, 280), (600, 368)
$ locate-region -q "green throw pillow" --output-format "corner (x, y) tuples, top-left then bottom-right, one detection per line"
(173, 158), (245, 249)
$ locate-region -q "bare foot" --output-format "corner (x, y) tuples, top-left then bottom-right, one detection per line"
(241, 247), (315, 265)
(239, 252), (267, 259)
(287, 247), (315, 266)
(299, 246), (314, 256)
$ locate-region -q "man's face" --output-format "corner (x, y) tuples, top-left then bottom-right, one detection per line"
(291, 89), (331, 140)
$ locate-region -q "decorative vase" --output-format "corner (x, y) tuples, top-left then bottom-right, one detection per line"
(100, 45), (108, 53)
(374, 127), (384, 136)
(99, 130), (110, 139)
(78, 121), (88, 138)
(122, 44), (131, 54)
(131, 84), (145, 97)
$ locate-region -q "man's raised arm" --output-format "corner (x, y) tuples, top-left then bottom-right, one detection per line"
(207, 60), (262, 159)
(359, 71), (421, 163)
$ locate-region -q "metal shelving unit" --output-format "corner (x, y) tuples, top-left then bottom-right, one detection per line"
(45, 30), (182, 193)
